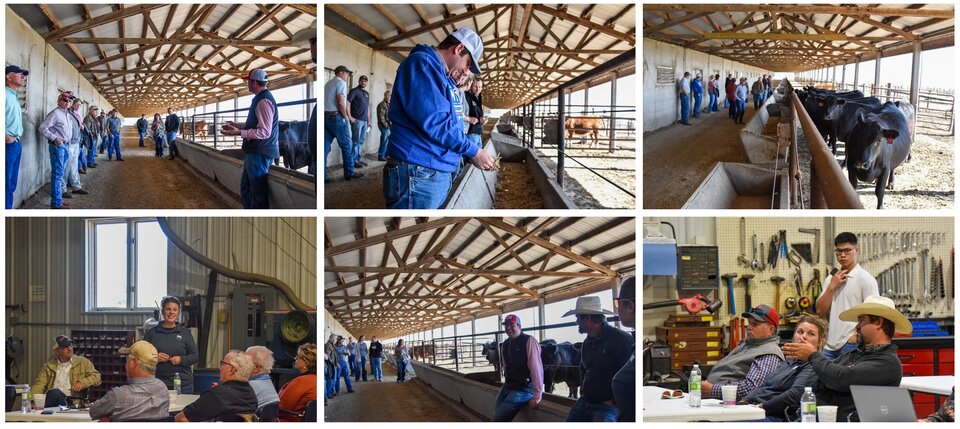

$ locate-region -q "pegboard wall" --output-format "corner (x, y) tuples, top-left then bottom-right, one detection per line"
(713, 217), (953, 326)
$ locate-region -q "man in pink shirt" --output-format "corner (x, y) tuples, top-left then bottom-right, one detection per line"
(492, 314), (544, 421)
(222, 68), (279, 208)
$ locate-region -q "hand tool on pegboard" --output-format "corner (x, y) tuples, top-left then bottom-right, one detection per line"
(779, 230), (788, 259)
(771, 276), (786, 314)
(741, 274), (755, 309)
(806, 269), (822, 314)
(721, 273), (738, 315)
(758, 243), (766, 271)
(752, 234), (760, 270)
(798, 228), (821, 264)
(768, 235), (779, 269)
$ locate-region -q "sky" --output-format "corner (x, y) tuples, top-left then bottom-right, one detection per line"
(781, 46), (955, 93)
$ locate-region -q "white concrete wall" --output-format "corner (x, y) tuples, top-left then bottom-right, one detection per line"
(5, 6), (115, 208)
(643, 38), (772, 132)
(324, 308), (355, 342)
(323, 26), (400, 168)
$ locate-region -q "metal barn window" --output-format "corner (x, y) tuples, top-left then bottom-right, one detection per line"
(656, 65), (675, 85)
(86, 218), (168, 312)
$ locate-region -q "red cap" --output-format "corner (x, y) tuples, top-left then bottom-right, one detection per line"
(502, 315), (521, 326)
(742, 304), (779, 327)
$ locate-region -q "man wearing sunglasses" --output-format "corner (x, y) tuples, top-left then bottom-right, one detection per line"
(702, 304), (784, 403)
(38, 92), (75, 209)
(816, 232), (879, 360)
(175, 351), (257, 422)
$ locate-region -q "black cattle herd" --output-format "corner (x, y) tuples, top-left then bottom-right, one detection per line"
(795, 86), (916, 209)
(479, 340), (583, 399)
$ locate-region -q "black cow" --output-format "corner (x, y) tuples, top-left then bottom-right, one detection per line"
(797, 88), (864, 155)
(540, 340), (582, 399)
(844, 101), (914, 208)
(275, 120), (313, 171)
(480, 341), (500, 373)
(826, 97), (882, 144)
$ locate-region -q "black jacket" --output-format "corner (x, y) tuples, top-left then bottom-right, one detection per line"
(464, 91), (483, 135)
(742, 359), (817, 420)
(136, 118), (148, 132)
(809, 343), (902, 422)
(579, 322), (633, 403)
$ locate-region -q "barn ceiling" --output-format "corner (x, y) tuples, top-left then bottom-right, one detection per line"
(324, 217), (636, 339)
(324, 4), (636, 109)
(643, 4), (955, 72)
(9, 3), (317, 116)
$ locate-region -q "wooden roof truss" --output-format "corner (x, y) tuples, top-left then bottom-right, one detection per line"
(643, 4), (954, 72)
(324, 217), (635, 339)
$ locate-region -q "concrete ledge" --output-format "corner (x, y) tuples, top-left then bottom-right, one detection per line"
(740, 90), (783, 163)
(178, 140), (316, 209)
(683, 162), (790, 209)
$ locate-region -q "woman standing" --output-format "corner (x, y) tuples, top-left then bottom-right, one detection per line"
(394, 339), (410, 383)
(144, 296), (198, 393)
(151, 113), (166, 157)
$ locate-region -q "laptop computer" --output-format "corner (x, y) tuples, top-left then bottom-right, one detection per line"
(850, 385), (918, 422)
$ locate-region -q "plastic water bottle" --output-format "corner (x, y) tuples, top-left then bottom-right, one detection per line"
(801, 386), (817, 422)
(174, 372), (182, 396)
(21, 385), (31, 413)
(688, 364), (702, 408)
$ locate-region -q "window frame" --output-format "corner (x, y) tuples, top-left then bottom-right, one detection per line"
(85, 218), (168, 313)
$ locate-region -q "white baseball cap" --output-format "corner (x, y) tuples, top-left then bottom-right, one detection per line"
(450, 28), (483, 74)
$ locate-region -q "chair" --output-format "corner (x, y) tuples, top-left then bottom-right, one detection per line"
(256, 402), (279, 422)
(302, 400), (317, 422)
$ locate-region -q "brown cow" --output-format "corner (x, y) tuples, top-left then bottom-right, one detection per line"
(564, 116), (604, 146)
(180, 120), (208, 139)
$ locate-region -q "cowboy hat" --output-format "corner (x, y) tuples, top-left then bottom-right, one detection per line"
(562, 296), (613, 317)
(839, 295), (912, 334)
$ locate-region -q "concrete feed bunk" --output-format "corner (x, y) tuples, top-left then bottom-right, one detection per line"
(682, 162), (790, 209)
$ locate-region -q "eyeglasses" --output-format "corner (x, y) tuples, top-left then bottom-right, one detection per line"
(219, 360), (236, 370)
(835, 247), (856, 255)
(661, 390), (684, 399)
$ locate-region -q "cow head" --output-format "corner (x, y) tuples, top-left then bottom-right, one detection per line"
(825, 99), (846, 121)
(540, 339), (559, 365)
(480, 341), (500, 371)
(853, 111), (901, 171)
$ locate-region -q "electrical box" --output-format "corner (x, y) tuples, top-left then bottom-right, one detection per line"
(677, 245), (720, 291)
(231, 286), (277, 351)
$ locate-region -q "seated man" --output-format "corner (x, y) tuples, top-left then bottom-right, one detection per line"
(702, 305), (784, 402)
(31, 335), (102, 407)
(741, 315), (828, 421)
(919, 387), (954, 422)
(89, 341), (169, 421)
(175, 350), (258, 422)
(245, 346), (279, 417)
(783, 295), (909, 422)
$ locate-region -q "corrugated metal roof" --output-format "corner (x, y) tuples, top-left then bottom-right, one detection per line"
(324, 217), (635, 338)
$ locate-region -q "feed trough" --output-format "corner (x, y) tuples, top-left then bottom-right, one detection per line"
(682, 162), (790, 209)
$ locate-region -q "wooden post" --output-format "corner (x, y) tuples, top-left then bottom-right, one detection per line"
(609, 71), (618, 153)
(557, 86), (566, 186)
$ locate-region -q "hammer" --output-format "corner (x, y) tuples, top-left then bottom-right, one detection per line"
(798, 228), (821, 264)
(741, 274), (755, 309)
(770, 275), (785, 314)
(721, 273), (738, 315)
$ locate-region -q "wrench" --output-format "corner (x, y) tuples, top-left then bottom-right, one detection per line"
(752, 234), (759, 270)
(738, 217), (751, 267)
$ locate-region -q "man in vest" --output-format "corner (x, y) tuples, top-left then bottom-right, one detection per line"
(701, 304), (784, 402)
(492, 314), (543, 421)
(222, 68), (280, 209)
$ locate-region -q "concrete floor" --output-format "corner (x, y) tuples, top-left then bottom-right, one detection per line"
(643, 103), (759, 208)
(20, 128), (231, 209)
(324, 361), (479, 422)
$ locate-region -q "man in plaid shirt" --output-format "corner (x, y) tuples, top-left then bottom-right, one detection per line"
(89, 341), (169, 422)
(702, 304), (785, 401)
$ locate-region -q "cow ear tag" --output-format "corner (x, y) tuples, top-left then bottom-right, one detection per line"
(887, 136), (894, 145)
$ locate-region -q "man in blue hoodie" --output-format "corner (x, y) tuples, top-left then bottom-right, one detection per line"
(384, 28), (496, 209)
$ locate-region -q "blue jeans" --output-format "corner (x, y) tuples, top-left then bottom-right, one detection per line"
(6, 139), (22, 209)
(336, 360), (353, 393)
(754, 93), (763, 110)
(679, 93), (690, 123)
(166, 131), (179, 158)
(709, 93), (719, 111)
(370, 357), (382, 381)
(821, 342), (859, 360)
(48, 144), (69, 208)
(351, 119), (368, 163)
(138, 130), (146, 146)
(693, 93), (702, 117)
(492, 387), (534, 422)
(324, 114), (355, 179)
(108, 132), (121, 160)
(154, 134), (165, 157)
(378, 127), (390, 159)
(98, 134), (107, 153)
(396, 359), (407, 382)
(383, 160), (452, 209)
(241, 153), (272, 209)
(467, 133), (482, 145)
(330, 363), (340, 395)
(358, 356), (368, 381)
(565, 398), (618, 422)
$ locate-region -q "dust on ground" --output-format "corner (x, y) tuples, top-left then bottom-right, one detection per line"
(643, 105), (756, 208)
(20, 129), (231, 209)
(535, 142), (636, 209)
(494, 162), (543, 209)
(324, 361), (476, 422)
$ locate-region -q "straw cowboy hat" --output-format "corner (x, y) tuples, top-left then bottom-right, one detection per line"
(839, 295), (912, 334)
(562, 296), (614, 317)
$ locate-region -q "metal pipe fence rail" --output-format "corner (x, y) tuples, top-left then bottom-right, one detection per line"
(792, 80), (954, 135)
(781, 79), (864, 209)
(179, 98), (317, 149)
